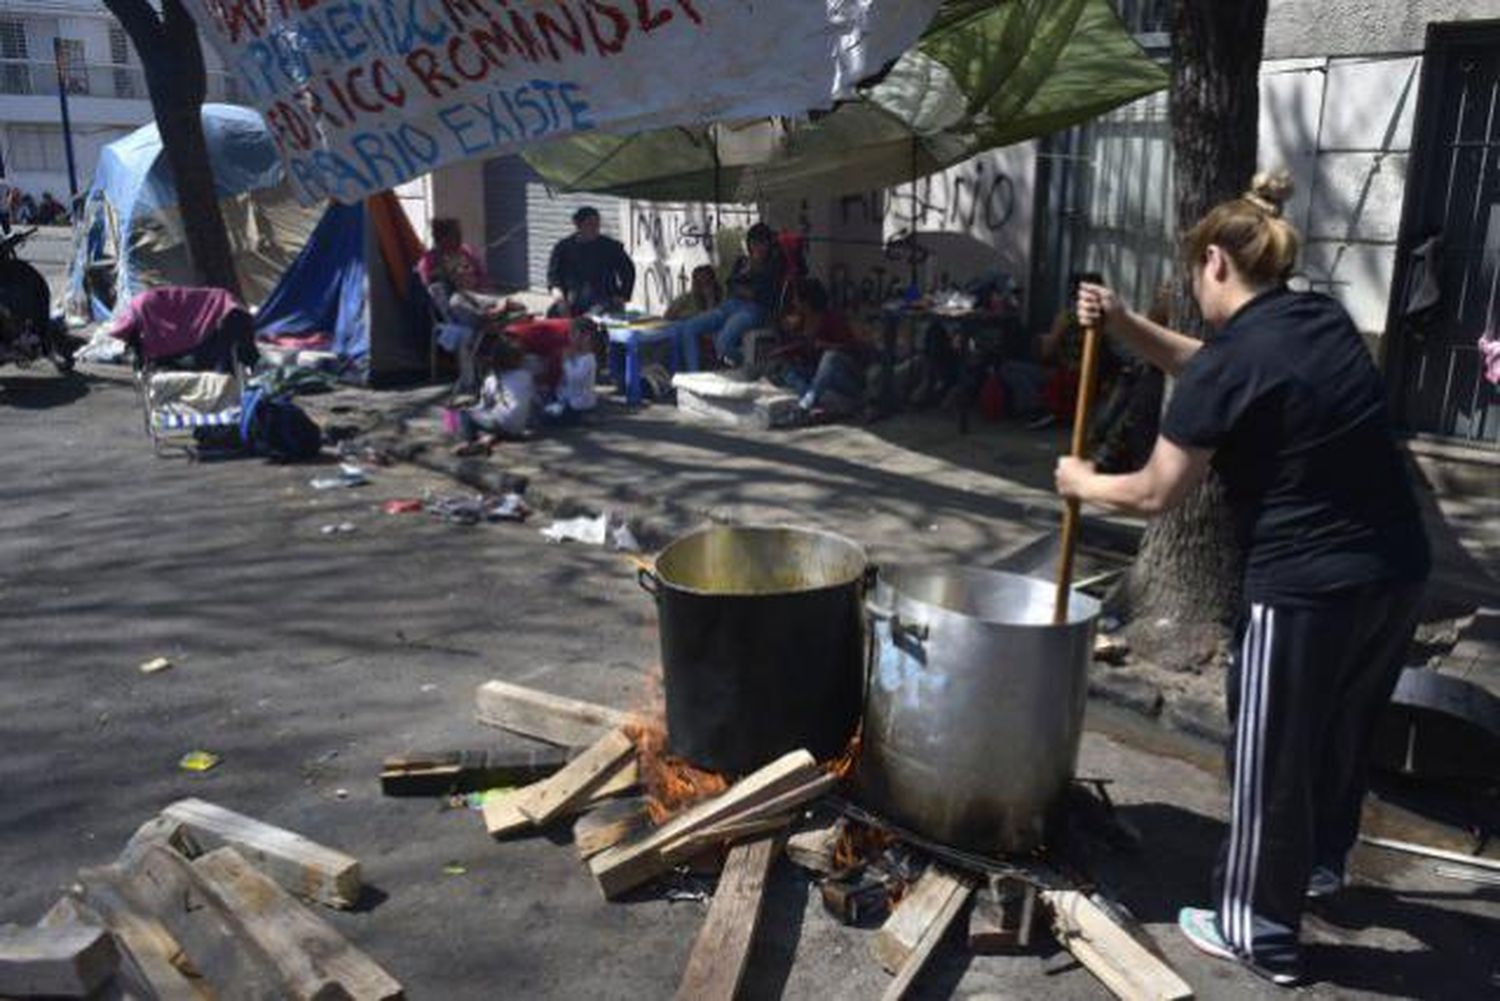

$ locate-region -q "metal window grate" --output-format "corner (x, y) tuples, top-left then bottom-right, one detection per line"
(0, 19), (26, 60)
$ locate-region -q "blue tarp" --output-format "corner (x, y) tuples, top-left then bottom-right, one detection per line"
(255, 201), (370, 363)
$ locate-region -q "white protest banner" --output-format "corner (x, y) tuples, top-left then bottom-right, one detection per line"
(181, 0), (943, 203)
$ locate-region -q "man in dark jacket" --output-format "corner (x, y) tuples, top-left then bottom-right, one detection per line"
(546, 206), (635, 317)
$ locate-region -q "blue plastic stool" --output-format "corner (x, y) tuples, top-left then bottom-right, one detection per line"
(608, 326), (682, 405)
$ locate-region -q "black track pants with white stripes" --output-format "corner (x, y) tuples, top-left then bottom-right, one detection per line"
(1211, 580), (1424, 975)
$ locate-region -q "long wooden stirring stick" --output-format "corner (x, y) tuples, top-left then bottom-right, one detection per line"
(1054, 322), (1102, 624)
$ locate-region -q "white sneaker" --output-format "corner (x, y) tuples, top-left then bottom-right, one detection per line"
(1306, 865), (1344, 899)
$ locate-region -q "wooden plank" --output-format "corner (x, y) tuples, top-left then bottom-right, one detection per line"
(673, 832), (783, 1001)
(691, 773), (837, 834)
(119, 845), (288, 1000)
(380, 746), (572, 796)
(968, 877), (1038, 955)
(871, 867), (974, 973)
(161, 798), (361, 909)
(0, 922), (118, 998)
(46, 885), (207, 1001)
(484, 756), (640, 837)
(785, 818), (841, 875)
(514, 728), (636, 825)
(662, 815), (794, 866)
(1042, 890), (1194, 1001)
(1359, 834), (1500, 872)
(588, 751), (819, 900)
(879, 877), (973, 1001)
(474, 679), (638, 747)
(574, 797), (650, 859)
(191, 847), (404, 1001)
(117, 816), (196, 869)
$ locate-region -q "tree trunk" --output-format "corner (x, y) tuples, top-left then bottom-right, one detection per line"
(103, 0), (241, 299)
(1108, 1), (1269, 672)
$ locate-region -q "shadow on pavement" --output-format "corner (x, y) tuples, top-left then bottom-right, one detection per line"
(0, 371), (91, 409)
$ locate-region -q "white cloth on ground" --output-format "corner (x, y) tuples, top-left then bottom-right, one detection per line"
(470, 368), (535, 436)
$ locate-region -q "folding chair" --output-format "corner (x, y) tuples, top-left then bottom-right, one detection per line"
(128, 310), (256, 457)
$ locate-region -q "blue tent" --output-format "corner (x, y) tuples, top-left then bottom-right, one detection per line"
(69, 105), (428, 383)
(68, 104), (318, 324)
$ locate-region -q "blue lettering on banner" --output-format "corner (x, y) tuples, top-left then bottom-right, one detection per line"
(437, 105), (486, 155)
(397, 123), (440, 164)
(324, 3), (369, 61)
(557, 81), (594, 129)
(432, 78), (592, 156)
(351, 132), (404, 187)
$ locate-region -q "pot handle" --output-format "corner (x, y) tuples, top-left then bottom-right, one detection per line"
(865, 598), (930, 644)
(637, 565), (662, 597)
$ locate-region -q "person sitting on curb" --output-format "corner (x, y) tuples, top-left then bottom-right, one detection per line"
(769, 278), (873, 419)
(660, 223), (784, 370)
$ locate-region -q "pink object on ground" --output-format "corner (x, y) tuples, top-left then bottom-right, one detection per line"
(442, 407), (462, 435)
(110, 286), (245, 360)
(1480, 329), (1500, 387)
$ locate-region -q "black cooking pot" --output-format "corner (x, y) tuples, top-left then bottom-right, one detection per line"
(638, 525), (870, 775)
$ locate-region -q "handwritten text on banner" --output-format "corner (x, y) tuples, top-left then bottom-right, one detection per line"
(181, 0), (942, 202)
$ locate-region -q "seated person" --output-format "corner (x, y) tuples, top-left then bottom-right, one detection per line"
(771, 278), (873, 416)
(110, 285), (256, 374)
(661, 223), (783, 370)
(547, 206), (636, 317)
(452, 337), (535, 455)
(419, 218), (522, 330)
(664, 264), (723, 320)
(543, 319), (600, 424)
(1000, 271), (1120, 428)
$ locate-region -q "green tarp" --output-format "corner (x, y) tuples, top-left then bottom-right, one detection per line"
(522, 0), (1168, 202)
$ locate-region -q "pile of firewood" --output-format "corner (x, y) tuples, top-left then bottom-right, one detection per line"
(429, 678), (1196, 1001)
(0, 798), (401, 1000)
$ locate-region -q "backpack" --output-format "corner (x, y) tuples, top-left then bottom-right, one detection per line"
(239, 385), (323, 461)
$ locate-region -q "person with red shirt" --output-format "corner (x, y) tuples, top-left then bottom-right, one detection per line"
(773, 278), (872, 416)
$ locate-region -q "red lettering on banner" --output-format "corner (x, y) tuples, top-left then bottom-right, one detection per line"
(298, 85), (346, 129)
(447, 35), (491, 81)
(635, 0), (671, 31)
(534, 5), (586, 61)
(675, 0), (702, 24)
(372, 59), (408, 106)
(219, 0), (268, 44)
(505, 9), (543, 61)
(583, 1), (628, 55)
(472, 21), (525, 68)
(323, 72), (359, 122)
(406, 48), (460, 98)
(345, 66), (385, 114)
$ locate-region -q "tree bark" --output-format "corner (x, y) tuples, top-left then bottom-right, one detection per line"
(103, 0), (241, 299)
(1108, 1), (1269, 672)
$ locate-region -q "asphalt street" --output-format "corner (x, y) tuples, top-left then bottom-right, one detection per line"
(1, 367), (1496, 999)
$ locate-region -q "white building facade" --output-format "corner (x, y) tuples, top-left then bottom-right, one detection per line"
(0, 0), (239, 203)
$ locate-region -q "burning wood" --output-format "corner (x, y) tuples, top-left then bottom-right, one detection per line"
(626, 721), (731, 825)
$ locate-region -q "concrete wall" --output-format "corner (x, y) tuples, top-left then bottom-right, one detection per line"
(1266, 0), (1500, 59)
(1258, 54), (1421, 336)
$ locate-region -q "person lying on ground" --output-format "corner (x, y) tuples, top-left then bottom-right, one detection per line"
(452, 337), (535, 455)
(1054, 170), (1430, 990)
(769, 277), (873, 417)
(420, 218), (523, 330)
(546, 206), (635, 317)
(663, 264), (723, 320)
(661, 223), (784, 370)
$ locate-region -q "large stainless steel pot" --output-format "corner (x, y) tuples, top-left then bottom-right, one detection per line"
(639, 525), (870, 775)
(855, 566), (1100, 853)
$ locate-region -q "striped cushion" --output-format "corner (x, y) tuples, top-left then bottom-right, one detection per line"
(153, 406), (242, 431)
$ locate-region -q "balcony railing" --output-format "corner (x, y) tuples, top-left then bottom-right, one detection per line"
(0, 59), (240, 102)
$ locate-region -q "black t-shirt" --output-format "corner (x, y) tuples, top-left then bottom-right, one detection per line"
(546, 234), (636, 305)
(1161, 288), (1430, 604)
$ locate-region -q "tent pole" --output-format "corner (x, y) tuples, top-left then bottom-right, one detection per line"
(909, 135), (919, 290)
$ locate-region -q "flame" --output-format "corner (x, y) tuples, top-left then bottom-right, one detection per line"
(625, 720), (730, 826)
(832, 818), (895, 872)
(823, 732), (862, 780)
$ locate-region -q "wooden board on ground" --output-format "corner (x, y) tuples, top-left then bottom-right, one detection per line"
(674, 831), (784, 1001)
(589, 750), (821, 900)
(118, 845), (291, 1000)
(1042, 890), (1193, 1001)
(879, 875), (974, 1001)
(872, 866), (975, 973)
(785, 818), (841, 875)
(380, 746), (573, 796)
(574, 797), (650, 859)
(117, 816), (197, 870)
(161, 798), (361, 909)
(514, 728), (636, 825)
(968, 877), (1038, 954)
(474, 679), (638, 747)
(485, 756), (640, 837)
(191, 847), (403, 1001)
(42, 891), (207, 1001)
(0, 921), (118, 998)
(663, 814), (796, 866)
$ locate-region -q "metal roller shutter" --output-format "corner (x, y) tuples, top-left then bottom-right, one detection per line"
(482, 155), (624, 293)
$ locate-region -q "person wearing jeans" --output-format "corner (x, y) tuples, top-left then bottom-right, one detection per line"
(663, 223), (782, 369)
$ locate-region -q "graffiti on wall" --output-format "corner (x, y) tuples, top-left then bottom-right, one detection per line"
(627, 201), (760, 312)
(837, 157), (1017, 237)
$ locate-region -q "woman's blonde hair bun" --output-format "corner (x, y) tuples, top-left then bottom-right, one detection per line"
(1245, 170), (1295, 216)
